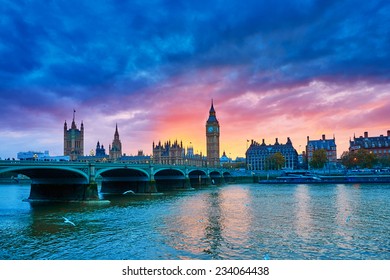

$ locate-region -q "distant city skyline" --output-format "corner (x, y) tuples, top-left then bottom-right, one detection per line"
(1, 0), (389, 159)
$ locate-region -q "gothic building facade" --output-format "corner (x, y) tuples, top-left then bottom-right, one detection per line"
(246, 138), (298, 171)
(95, 141), (107, 157)
(63, 111), (84, 161)
(206, 100), (220, 167)
(153, 140), (184, 165)
(109, 124), (122, 160)
(152, 141), (205, 166)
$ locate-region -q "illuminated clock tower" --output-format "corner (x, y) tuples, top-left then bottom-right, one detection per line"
(206, 100), (220, 167)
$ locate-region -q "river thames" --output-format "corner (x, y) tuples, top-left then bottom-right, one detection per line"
(0, 183), (389, 260)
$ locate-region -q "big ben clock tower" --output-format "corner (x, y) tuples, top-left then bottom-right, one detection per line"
(206, 100), (220, 167)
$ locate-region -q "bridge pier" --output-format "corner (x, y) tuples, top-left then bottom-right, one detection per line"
(184, 177), (192, 189)
(147, 179), (157, 193)
(147, 171), (158, 193)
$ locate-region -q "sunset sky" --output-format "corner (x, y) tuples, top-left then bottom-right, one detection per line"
(1, 0), (389, 160)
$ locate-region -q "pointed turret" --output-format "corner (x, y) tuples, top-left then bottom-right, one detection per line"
(207, 99), (218, 123)
(71, 109), (77, 129)
(109, 123), (122, 160)
(209, 99), (215, 115)
(114, 123), (119, 139)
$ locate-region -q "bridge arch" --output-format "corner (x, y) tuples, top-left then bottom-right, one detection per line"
(153, 168), (188, 191)
(153, 167), (185, 177)
(223, 171), (232, 177)
(96, 167), (150, 194)
(210, 170), (223, 185)
(209, 170), (222, 176)
(0, 166), (89, 183)
(0, 165), (94, 201)
(188, 169), (208, 188)
(96, 167), (149, 178)
(223, 171), (234, 183)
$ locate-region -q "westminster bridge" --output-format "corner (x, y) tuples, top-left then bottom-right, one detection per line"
(0, 160), (234, 201)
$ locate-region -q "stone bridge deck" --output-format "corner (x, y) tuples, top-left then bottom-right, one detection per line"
(0, 161), (233, 201)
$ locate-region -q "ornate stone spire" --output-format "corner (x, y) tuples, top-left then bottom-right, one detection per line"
(114, 123), (119, 140)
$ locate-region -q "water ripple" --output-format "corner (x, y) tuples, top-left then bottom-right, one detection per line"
(1, 184), (390, 259)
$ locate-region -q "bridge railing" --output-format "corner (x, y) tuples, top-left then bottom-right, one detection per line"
(0, 160), (233, 175)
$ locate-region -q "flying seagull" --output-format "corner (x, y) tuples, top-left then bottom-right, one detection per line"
(63, 217), (76, 226)
(123, 190), (135, 195)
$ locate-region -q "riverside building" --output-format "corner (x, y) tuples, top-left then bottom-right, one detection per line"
(349, 130), (390, 157)
(246, 138), (298, 171)
(306, 134), (337, 167)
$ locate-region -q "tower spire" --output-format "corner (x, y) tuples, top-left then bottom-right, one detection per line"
(114, 123), (120, 140)
(209, 99), (215, 115)
(110, 123), (122, 160)
(71, 109), (77, 129)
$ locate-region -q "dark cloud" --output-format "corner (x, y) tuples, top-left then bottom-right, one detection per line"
(1, 0), (388, 92)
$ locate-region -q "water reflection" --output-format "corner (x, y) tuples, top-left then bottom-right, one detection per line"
(161, 186), (253, 259)
(1, 183), (390, 259)
(159, 188), (224, 259)
(218, 186), (252, 254)
(335, 184), (354, 241)
(293, 185), (313, 239)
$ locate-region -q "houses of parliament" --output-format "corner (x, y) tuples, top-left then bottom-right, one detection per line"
(64, 101), (221, 167)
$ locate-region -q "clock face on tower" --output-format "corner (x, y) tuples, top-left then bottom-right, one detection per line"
(208, 126), (213, 133)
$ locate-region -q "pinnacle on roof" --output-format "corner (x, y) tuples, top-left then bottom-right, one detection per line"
(114, 123), (119, 137)
(71, 109), (77, 129)
(207, 99), (218, 123)
(209, 99), (215, 114)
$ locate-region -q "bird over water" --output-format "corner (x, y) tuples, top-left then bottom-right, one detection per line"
(63, 217), (76, 226)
